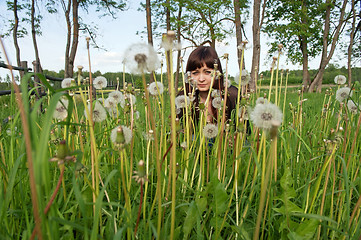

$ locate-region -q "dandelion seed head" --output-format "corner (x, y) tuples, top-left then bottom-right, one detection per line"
(212, 97), (222, 109)
(104, 97), (117, 111)
(93, 76), (107, 89)
(334, 75), (347, 85)
(250, 102), (283, 130)
(203, 123), (218, 139)
(53, 99), (69, 120)
(175, 95), (190, 109)
(238, 106), (249, 120)
(347, 100), (359, 114)
(256, 97), (268, 105)
(109, 90), (124, 103)
(111, 125), (132, 146)
(234, 69), (250, 86)
(224, 79), (232, 88)
(336, 87), (352, 102)
(132, 160), (148, 184)
(148, 81), (164, 96)
(61, 78), (74, 88)
(123, 43), (160, 74)
(85, 101), (107, 122)
(185, 71), (191, 83)
(211, 89), (221, 98)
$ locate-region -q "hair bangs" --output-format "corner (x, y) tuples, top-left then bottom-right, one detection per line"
(186, 46), (220, 72)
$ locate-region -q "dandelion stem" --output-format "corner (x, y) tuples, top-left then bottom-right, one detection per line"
(165, 48), (178, 239)
(254, 131), (276, 240)
(134, 184), (144, 237)
(140, 72), (162, 235)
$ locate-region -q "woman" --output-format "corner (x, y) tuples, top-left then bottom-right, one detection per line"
(177, 46), (240, 125)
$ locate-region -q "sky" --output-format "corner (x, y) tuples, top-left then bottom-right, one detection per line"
(0, 0), (346, 83)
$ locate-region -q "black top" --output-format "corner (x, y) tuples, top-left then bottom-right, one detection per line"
(176, 85), (241, 126)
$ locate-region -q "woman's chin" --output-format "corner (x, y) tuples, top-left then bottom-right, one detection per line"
(197, 87), (209, 92)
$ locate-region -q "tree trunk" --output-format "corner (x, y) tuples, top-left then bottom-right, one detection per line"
(308, 0), (348, 92)
(31, 0), (41, 71)
(146, 0), (153, 45)
(13, 0), (22, 78)
(300, 0), (310, 89)
(146, 0), (155, 83)
(68, 0), (79, 79)
(63, 0), (72, 78)
(234, 0), (244, 71)
(300, 36), (311, 88)
(347, 0), (356, 87)
(250, 0), (265, 91)
(31, 0), (43, 98)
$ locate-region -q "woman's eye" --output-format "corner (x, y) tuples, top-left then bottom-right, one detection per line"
(191, 71), (199, 75)
(205, 70), (212, 75)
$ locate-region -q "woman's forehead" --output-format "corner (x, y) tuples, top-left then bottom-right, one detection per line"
(193, 63), (213, 70)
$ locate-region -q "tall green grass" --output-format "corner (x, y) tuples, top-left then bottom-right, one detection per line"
(1, 60), (361, 240)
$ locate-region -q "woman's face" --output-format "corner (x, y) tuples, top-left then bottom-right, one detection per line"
(190, 64), (213, 92)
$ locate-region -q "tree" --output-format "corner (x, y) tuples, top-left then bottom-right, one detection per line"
(5, 0), (30, 77)
(346, 0), (360, 86)
(309, 0), (348, 92)
(250, 0), (267, 91)
(58, 0), (127, 78)
(31, 0), (42, 72)
(264, 0), (350, 92)
(263, 0), (324, 88)
(233, 0), (249, 70)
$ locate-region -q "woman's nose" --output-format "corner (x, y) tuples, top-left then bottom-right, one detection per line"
(198, 73), (206, 81)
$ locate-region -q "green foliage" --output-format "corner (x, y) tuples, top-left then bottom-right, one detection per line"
(1, 70), (361, 239)
(145, 0), (248, 47)
(263, 0), (324, 64)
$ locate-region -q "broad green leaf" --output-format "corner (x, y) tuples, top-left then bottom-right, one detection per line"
(294, 219), (318, 239)
(273, 201), (303, 215)
(183, 201), (197, 239)
(196, 196), (207, 213)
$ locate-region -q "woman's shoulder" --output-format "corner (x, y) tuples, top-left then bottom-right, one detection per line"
(226, 86), (240, 100)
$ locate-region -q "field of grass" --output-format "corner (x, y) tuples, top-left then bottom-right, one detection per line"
(0, 64), (360, 240)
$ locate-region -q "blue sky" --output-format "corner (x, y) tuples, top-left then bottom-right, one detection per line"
(0, 0), (336, 81)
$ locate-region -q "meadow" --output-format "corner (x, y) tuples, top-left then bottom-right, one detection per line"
(0, 43), (361, 240)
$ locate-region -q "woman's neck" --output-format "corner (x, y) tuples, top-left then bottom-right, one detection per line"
(199, 91), (209, 103)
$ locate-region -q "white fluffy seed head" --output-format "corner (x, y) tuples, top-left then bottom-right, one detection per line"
(212, 97), (223, 109)
(85, 101), (107, 122)
(234, 69), (250, 86)
(336, 87), (352, 102)
(111, 125), (132, 146)
(256, 97), (268, 105)
(61, 78), (74, 89)
(123, 43), (160, 74)
(175, 95), (190, 109)
(347, 100), (359, 114)
(109, 90), (124, 104)
(93, 76), (107, 89)
(250, 102), (283, 130)
(334, 75), (347, 85)
(53, 99), (69, 120)
(203, 123), (218, 139)
(148, 81), (164, 96)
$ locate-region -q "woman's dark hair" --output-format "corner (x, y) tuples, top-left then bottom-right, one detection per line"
(186, 46), (224, 90)
(178, 45), (239, 125)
